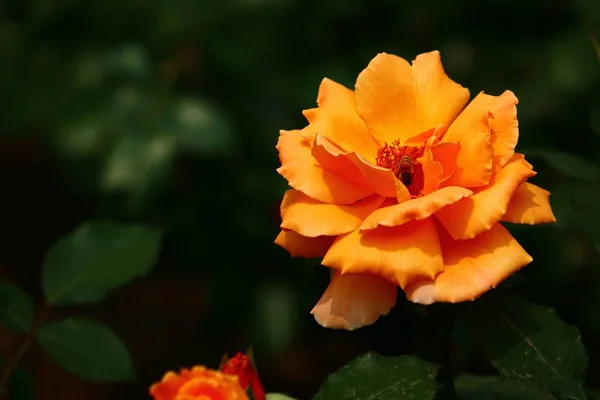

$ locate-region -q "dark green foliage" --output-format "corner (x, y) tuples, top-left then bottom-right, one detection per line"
(0, 357), (35, 400)
(464, 293), (587, 399)
(42, 221), (162, 305)
(455, 374), (556, 400)
(6, 367), (35, 400)
(36, 318), (136, 382)
(0, 282), (34, 333)
(313, 353), (439, 400)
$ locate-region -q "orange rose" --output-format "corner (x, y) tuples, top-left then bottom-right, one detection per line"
(274, 50), (556, 330)
(150, 366), (248, 400)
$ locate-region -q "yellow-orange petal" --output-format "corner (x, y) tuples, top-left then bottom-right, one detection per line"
(421, 137), (444, 195)
(432, 141), (461, 182)
(304, 78), (380, 162)
(361, 186), (473, 230)
(411, 51), (470, 137)
(354, 51), (469, 145)
(405, 223), (532, 304)
(355, 53), (414, 145)
(280, 190), (385, 237)
(276, 129), (372, 204)
(442, 92), (495, 188)
(311, 271), (397, 330)
(274, 230), (335, 258)
(489, 90), (519, 174)
(502, 182), (556, 225)
(310, 133), (373, 188)
(312, 134), (411, 202)
(322, 218), (443, 289)
(435, 153), (536, 240)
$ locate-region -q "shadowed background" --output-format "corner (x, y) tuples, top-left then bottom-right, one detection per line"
(1, 0), (600, 398)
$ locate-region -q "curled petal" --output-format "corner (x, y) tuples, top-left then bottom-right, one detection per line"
(304, 78), (380, 161)
(310, 133), (373, 188)
(361, 186), (473, 230)
(435, 153), (536, 240)
(322, 218), (443, 289)
(502, 182), (556, 225)
(281, 190), (385, 237)
(311, 271), (397, 330)
(355, 51), (469, 145)
(432, 141), (461, 182)
(406, 223), (532, 304)
(274, 230), (335, 258)
(312, 134), (411, 202)
(489, 90), (519, 173)
(276, 129), (372, 204)
(442, 92), (496, 188)
(421, 141), (444, 195)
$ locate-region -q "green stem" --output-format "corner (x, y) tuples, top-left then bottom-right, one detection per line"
(0, 304), (50, 397)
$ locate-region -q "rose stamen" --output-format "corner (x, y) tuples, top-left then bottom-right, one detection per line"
(376, 140), (425, 196)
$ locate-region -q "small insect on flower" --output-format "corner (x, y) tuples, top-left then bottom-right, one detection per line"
(398, 155), (414, 186)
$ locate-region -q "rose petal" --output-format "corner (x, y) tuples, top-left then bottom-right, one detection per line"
(311, 271), (397, 330)
(421, 137), (444, 195)
(355, 53), (414, 145)
(281, 190), (385, 237)
(276, 129), (373, 204)
(502, 182), (556, 225)
(442, 92), (496, 188)
(489, 90), (519, 173)
(361, 186), (473, 230)
(405, 223), (532, 304)
(312, 134), (412, 202)
(274, 230), (335, 258)
(411, 51), (470, 137)
(432, 142), (461, 182)
(323, 218), (443, 288)
(435, 153), (536, 240)
(355, 51), (469, 145)
(303, 78), (380, 162)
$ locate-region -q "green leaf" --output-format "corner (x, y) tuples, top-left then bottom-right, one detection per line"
(455, 374), (556, 400)
(523, 149), (600, 183)
(0, 357), (36, 400)
(161, 97), (236, 156)
(7, 367), (36, 400)
(0, 281), (34, 332)
(42, 221), (162, 306)
(36, 317), (135, 382)
(266, 394), (298, 400)
(313, 353), (440, 400)
(464, 293), (587, 400)
(101, 133), (176, 202)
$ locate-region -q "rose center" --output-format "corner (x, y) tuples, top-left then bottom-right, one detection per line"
(376, 140), (425, 197)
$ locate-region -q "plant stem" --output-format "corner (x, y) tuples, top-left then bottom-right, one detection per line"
(0, 304), (50, 397)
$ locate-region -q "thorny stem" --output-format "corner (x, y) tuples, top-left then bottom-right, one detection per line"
(0, 304), (51, 398)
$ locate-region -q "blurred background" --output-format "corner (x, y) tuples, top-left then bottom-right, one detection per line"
(1, 0), (600, 398)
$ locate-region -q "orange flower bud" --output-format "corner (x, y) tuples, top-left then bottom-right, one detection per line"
(149, 366), (248, 400)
